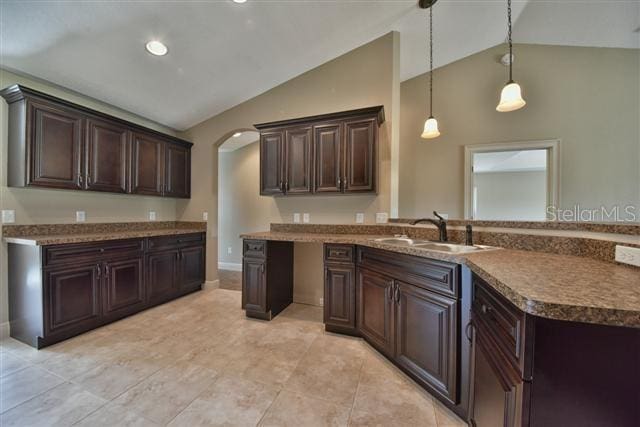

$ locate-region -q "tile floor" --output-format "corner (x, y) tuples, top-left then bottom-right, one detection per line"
(0, 287), (466, 426)
(219, 269), (242, 291)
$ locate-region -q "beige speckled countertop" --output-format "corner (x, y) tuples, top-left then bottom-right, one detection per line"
(241, 230), (640, 328)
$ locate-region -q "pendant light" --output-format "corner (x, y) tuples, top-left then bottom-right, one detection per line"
(496, 0), (526, 112)
(420, 0), (440, 139)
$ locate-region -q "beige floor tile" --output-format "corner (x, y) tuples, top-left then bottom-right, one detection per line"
(0, 338), (55, 363)
(168, 375), (280, 426)
(0, 351), (31, 378)
(284, 335), (364, 405)
(73, 351), (170, 399)
(433, 398), (467, 427)
(260, 390), (351, 427)
(75, 402), (159, 427)
(113, 362), (219, 424)
(0, 382), (105, 426)
(0, 365), (65, 413)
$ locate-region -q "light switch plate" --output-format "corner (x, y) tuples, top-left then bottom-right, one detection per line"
(375, 212), (388, 224)
(149, 211), (157, 221)
(227, 247), (233, 255)
(319, 297), (324, 306)
(615, 245), (640, 267)
(202, 211), (208, 221)
(76, 211), (86, 222)
(356, 213), (364, 224)
(1, 210), (15, 224)
(293, 213), (301, 223)
(303, 213), (310, 223)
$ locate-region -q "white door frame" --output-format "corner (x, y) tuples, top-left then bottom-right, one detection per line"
(463, 139), (560, 220)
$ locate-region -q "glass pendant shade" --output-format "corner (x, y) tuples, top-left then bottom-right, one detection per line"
(421, 116), (440, 139)
(496, 81), (526, 112)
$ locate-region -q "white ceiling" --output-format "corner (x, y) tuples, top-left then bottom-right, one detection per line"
(219, 131), (259, 152)
(1, 0), (637, 131)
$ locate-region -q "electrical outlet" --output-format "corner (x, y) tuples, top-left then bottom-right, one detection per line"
(76, 211), (86, 222)
(319, 297), (324, 306)
(615, 245), (640, 267)
(203, 211), (208, 221)
(1, 210), (15, 224)
(356, 213), (364, 224)
(303, 213), (310, 223)
(293, 213), (301, 223)
(227, 247), (233, 255)
(375, 212), (388, 224)
(149, 211), (157, 221)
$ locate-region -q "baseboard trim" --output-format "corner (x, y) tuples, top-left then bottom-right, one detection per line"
(203, 279), (220, 290)
(218, 262), (242, 272)
(0, 321), (10, 340)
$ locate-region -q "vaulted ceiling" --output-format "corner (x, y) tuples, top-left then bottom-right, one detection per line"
(1, 0), (637, 130)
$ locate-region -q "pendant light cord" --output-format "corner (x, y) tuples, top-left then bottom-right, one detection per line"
(507, 0), (513, 82)
(428, 6), (433, 117)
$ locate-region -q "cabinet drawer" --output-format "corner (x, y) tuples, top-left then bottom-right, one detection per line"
(472, 275), (526, 374)
(243, 240), (266, 259)
(324, 244), (355, 264)
(357, 247), (459, 298)
(44, 239), (144, 266)
(147, 233), (204, 251)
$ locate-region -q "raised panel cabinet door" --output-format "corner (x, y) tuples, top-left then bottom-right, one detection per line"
(470, 328), (525, 427)
(165, 143), (190, 198)
(313, 123), (342, 193)
(324, 265), (355, 329)
(260, 131), (284, 195)
(395, 282), (458, 404)
(103, 257), (145, 317)
(146, 250), (179, 304)
(357, 268), (395, 356)
(131, 132), (164, 196)
(242, 258), (267, 314)
(28, 100), (84, 189)
(44, 263), (101, 335)
(284, 127), (313, 194)
(180, 246), (205, 291)
(86, 118), (129, 193)
(344, 118), (376, 192)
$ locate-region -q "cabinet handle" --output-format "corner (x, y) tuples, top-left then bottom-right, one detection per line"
(387, 285), (393, 300)
(337, 177), (342, 191)
(104, 264), (109, 279)
(96, 264), (101, 278)
(481, 304), (492, 314)
(86, 175), (91, 185)
(286, 181), (289, 191)
(279, 180), (284, 193)
(261, 264), (265, 273)
(465, 321), (474, 342)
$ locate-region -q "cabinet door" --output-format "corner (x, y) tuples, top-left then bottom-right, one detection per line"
(165, 143), (190, 198)
(180, 246), (205, 291)
(357, 268), (395, 357)
(44, 263), (101, 336)
(284, 127), (313, 194)
(86, 118), (129, 193)
(103, 257), (145, 317)
(470, 327), (525, 427)
(260, 131), (284, 195)
(242, 258), (267, 313)
(324, 265), (355, 329)
(146, 250), (179, 304)
(314, 123), (342, 193)
(344, 118), (376, 192)
(131, 132), (164, 196)
(396, 282), (458, 404)
(28, 100), (84, 189)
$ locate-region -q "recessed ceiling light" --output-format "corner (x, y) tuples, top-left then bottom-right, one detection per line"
(233, 0), (247, 3)
(145, 40), (168, 56)
(233, 132), (242, 138)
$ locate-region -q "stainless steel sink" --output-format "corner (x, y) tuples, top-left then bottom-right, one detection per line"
(373, 236), (494, 253)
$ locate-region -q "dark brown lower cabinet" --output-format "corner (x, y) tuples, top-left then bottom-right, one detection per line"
(324, 265), (356, 333)
(8, 232), (206, 349)
(242, 258), (267, 314)
(357, 268), (395, 357)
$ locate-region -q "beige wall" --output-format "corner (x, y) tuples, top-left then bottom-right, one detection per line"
(399, 44), (640, 220)
(0, 69), (181, 325)
(180, 32), (401, 282)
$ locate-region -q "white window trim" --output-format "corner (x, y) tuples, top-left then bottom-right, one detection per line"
(463, 139), (560, 220)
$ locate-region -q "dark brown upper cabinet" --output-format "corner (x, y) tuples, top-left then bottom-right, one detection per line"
(260, 131), (285, 195)
(255, 106), (384, 196)
(1, 85), (192, 198)
(86, 118), (129, 193)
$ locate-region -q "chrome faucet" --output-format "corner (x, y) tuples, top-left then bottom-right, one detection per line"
(409, 211), (448, 242)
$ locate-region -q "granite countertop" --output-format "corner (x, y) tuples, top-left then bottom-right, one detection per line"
(241, 230), (640, 328)
(4, 228), (206, 246)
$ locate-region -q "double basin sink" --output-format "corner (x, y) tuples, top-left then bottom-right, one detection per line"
(373, 236), (494, 254)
